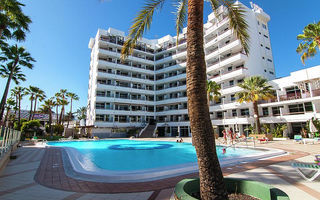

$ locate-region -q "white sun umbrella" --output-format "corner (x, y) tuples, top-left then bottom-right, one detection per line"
(309, 119), (318, 134)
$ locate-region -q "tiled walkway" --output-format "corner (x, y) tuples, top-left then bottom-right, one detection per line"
(0, 140), (319, 200)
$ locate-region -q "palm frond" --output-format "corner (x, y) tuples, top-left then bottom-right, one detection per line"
(121, 0), (165, 61)
(174, 0), (187, 45)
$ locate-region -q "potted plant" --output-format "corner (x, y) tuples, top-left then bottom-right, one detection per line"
(174, 178), (289, 200)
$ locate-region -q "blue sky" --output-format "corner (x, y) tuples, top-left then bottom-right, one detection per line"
(0, 0), (319, 112)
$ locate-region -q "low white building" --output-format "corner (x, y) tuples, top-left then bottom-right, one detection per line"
(86, 1), (319, 138)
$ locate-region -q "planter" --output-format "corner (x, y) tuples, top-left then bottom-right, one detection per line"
(174, 178), (289, 200)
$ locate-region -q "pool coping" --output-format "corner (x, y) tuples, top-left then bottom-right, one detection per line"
(48, 141), (286, 183)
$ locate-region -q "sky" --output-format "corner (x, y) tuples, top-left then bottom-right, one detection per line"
(0, 0), (320, 113)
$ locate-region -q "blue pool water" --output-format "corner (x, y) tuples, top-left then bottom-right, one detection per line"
(47, 140), (260, 171)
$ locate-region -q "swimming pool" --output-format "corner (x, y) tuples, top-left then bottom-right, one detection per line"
(47, 139), (285, 182)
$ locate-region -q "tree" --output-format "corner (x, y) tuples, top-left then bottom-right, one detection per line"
(54, 94), (60, 124)
(3, 97), (15, 126)
(236, 76), (274, 135)
(40, 98), (55, 137)
(59, 99), (69, 125)
(66, 92), (79, 128)
(119, 0), (249, 198)
(0, 44), (35, 122)
(55, 89), (68, 124)
(0, 0), (31, 41)
(76, 106), (87, 121)
(296, 20), (320, 64)
(32, 88), (46, 120)
(10, 86), (26, 124)
(207, 80), (221, 106)
(25, 86), (39, 120)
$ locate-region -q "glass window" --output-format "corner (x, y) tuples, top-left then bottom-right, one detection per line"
(262, 107), (269, 116)
(304, 102), (313, 112)
(96, 114), (104, 121)
(217, 112), (223, 118)
(262, 24), (267, 29)
(272, 107), (280, 116)
(231, 94), (235, 101)
(229, 80), (234, 86)
(232, 109), (237, 117)
(289, 104), (304, 114)
(95, 103), (105, 109)
(240, 109), (249, 116)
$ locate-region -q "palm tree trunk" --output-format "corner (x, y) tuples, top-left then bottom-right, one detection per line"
(49, 110), (53, 137)
(56, 106), (59, 124)
(28, 98), (33, 121)
(66, 99), (73, 129)
(14, 95), (18, 118)
(0, 72), (14, 123)
(186, 1), (227, 199)
(33, 97), (37, 120)
(253, 101), (261, 135)
(18, 95), (21, 124)
(4, 108), (10, 126)
(59, 106), (64, 125)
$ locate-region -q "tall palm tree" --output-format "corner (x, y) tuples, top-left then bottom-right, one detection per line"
(59, 99), (69, 125)
(296, 20), (320, 64)
(66, 92), (79, 128)
(4, 97), (15, 126)
(25, 86), (39, 120)
(40, 98), (55, 137)
(10, 86), (25, 124)
(0, 44), (35, 122)
(0, 0), (32, 41)
(119, 0), (249, 198)
(56, 89), (68, 124)
(54, 94), (61, 125)
(236, 76), (274, 135)
(32, 88), (46, 119)
(207, 80), (221, 106)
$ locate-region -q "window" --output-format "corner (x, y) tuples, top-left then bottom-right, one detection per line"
(96, 91), (105, 97)
(96, 114), (104, 121)
(262, 107), (269, 116)
(289, 104), (304, 113)
(230, 94), (236, 101)
(240, 109), (249, 116)
(229, 80), (234, 86)
(265, 47), (270, 50)
(269, 71), (274, 75)
(232, 109), (237, 117)
(261, 44), (263, 47)
(257, 21), (260, 25)
(259, 32), (261, 35)
(262, 57), (265, 60)
(272, 107), (281, 116)
(304, 102), (313, 112)
(267, 59), (273, 62)
(264, 69), (267, 72)
(95, 103), (105, 109)
(262, 24), (267, 29)
(228, 66), (232, 71)
(237, 79), (244, 83)
(264, 34), (269, 38)
(216, 112), (223, 119)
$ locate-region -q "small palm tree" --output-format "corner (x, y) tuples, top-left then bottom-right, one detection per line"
(32, 88), (46, 119)
(66, 92), (79, 128)
(296, 20), (320, 64)
(0, 0), (32, 41)
(118, 0), (249, 198)
(54, 94), (61, 124)
(236, 76), (274, 135)
(25, 86), (39, 120)
(41, 98), (55, 137)
(3, 97), (15, 126)
(55, 89), (68, 124)
(76, 106), (87, 121)
(207, 80), (221, 106)
(0, 44), (35, 122)
(10, 86), (26, 124)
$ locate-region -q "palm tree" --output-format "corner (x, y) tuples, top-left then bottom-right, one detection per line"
(0, 44), (35, 122)
(236, 76), (274, 135)
(76, 106), (87, 121)
(3, 97), (15, 126)
(40, 98), (55, 137)
(59, 99), (69, 125)
(207, 80), (221, 106)
(10, 86), (25, 124)
(119, 0), (249, 198)
(54, 94), (61, 125)
(0, 0), (32, 41)
(296, 20), (320, 64)
(32, 88), (46, 119)
(25, 86), (39, 120)
(55, 89), (68, 124)
(66, 92), (79, 128)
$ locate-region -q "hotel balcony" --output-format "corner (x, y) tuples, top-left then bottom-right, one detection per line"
(207, 52), (248, 73)
(208, 66), (247, 83)
(206, 39), (242, 61)
(95, 96), (155, 106)
(97, 83), (154, 95)
(204, 29), (232, 49)
(156, 62), (186, 74)
(155, 73), (186, 84)
(97, 71), (154, 85)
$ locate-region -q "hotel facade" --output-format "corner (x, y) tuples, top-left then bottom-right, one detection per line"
(87, 2), (320, 138)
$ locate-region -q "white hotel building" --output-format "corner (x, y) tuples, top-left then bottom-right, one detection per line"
(87, 2), (320, 138)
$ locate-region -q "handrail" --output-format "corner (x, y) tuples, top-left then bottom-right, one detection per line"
(0, 126), (22, 157)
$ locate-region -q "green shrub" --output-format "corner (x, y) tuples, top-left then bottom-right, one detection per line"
(14, 119), (28, 131)
(21, 120), (42, 138)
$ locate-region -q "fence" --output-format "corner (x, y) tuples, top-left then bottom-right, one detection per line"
(0, 126), (21, 157)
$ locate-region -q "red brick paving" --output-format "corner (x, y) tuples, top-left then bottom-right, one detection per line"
(34, 147), (309, 195)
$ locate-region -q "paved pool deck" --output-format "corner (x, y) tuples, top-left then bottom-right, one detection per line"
(0, 139), (319, 200)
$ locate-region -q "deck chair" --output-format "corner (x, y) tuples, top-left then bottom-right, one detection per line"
(294, 135), (302, 143)
(292, 162), (320, 181)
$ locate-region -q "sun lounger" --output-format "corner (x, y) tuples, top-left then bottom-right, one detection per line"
(294, 135), (302, 143)
(59, 136), (73, 141)
(292, 162), (320, 181)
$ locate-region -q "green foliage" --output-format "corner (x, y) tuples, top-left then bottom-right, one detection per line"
(207, 80), (221, 103)
(21, 119), (42, 137)
(296, 20), (320, 64)
(52, 124), (64, 135)
(305, 118), (320, 137)
(14, 118), (27, 130)
(37, 135), (63, 141)
(262, 124), (271, 135)
(127, 128), (140, 137)
(271, 124), (287, 138)
(76, 106), (87, 120)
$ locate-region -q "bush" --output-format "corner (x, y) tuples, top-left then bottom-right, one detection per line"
(45, 124), (64, 135)
(14, 119), (28, 131)
(21, 120), (42, 138)
(127, 128), (140, 137)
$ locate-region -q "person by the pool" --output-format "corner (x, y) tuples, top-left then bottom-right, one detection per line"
(176, 138), (183, 143)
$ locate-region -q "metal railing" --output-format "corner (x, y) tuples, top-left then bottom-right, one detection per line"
(0, 126), (21, 156)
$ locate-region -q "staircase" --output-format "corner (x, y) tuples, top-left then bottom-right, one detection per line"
(139, 123), (157, 138)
